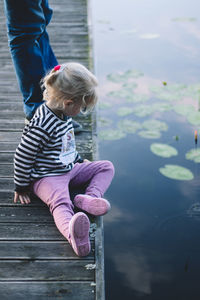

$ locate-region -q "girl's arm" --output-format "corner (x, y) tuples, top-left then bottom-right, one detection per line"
(14, 126), (49, 202)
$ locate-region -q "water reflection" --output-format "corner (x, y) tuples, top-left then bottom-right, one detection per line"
(111, 249), (171, 295)
(93, 0), (200, 299)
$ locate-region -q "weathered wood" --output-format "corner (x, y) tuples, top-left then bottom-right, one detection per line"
(0, 206), (54, 223)
(0, 222), (65, 240)
(0, 241), (94, 259)
(0, 282), (95, 300)
(0, 260), (94, 280)
(0, 0), (104, 298)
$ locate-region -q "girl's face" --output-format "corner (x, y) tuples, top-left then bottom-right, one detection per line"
(63, 100), (81, 117)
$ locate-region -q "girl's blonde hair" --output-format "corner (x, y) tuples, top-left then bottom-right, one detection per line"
(41, 62), (98, 114)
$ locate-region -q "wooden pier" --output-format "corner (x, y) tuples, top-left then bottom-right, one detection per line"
(0, 0), (104, 299)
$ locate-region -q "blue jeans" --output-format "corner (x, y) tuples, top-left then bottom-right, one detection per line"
(3, 0), (58, 120)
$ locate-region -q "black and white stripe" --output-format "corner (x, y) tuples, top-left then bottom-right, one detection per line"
(14, 104), (82, 193)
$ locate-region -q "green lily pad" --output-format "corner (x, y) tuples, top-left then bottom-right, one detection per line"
(98, 102), (112, 110)
(117, 107), (133, 116)
(132, 104), (153, 117)
(123, 69), (144, 79)
(187, 84), (200, 97)
(150, 143), (178, 158)
(185, 148), (200, 163)
(107, 89), (135, 101)
(107, 89), (130, 98)
(107, 69), (143, 83)
(122, 82), (138, 90)
(98, 117), (113, 127)
(156, 92), (180, 101)
(172, 17), (197, 22)
(173, 104), (195, 116)
(150, 84), (188, 101)
(159, 164), (194, 181)
(152, 102), (173, 112)
(118, 119), (141, 133)
(138, 130), (161, 139)
(107, 73), (127, 83)
(98, 129), (126, 141)
(126, 94), (149, 103)
(142, 119), (168, 132)
(187, 111), (200, 126)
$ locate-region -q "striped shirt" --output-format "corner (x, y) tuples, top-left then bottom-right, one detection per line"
(14, 103), (83, 193)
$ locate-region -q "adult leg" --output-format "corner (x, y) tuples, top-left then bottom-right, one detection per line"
(39, 0), (58, 71)
(33, 174), (91, 256)
(3, 0), (57, 120)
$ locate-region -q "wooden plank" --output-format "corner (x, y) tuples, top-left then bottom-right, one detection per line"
(0, 206), (54, 223)
(0, 222), (96, 241)
(95, 217), (105, 300)
(0, 0), (104, 298)
(0, 178), (14, 190)
(0, 206), (96, 225)
(0, 223), (71, 240)
(0, 241), (94, 260)
(0, 281), (95, 300)
(0, 260), (94, 280)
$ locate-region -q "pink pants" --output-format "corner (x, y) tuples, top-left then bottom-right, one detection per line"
(33, 160), (114, 241)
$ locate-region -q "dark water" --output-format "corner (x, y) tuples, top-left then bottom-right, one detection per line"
(92, 0), (200, 299)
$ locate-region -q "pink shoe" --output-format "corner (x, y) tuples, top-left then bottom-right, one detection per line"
(74, 194), (111, 216)
(68, 212), (91, 257)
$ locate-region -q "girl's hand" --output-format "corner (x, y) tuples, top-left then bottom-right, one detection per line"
(14, 192), (31, 205)
(83, 159), (91, 163)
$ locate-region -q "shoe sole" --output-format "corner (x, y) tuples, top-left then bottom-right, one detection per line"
(69, 213), (90, 257)
(74, 196), (111, 216)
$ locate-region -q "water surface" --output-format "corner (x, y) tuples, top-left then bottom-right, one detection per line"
(92, 0), (200, 299)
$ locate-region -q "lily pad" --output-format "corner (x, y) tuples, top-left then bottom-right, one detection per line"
(123, 69), (144, 79)
(122, 82), (138, 90)
(173, 104), (195, 116)
(118, 119), (141, 133)
(172, 17), (197, 22)
(187, 84), (200, 97)
(109, 91), (148, 103)
(117, 107), (133, 116)
(138, 130), (161, 139)
(185, 148), (200, 163)
(132, 104), (153, 117)
(98, 117), (113, 127)
(98, 129), (126, 141)
(126, 94), (149, 103)
(152, 102), (173, 112)
(155, 92), (180, 101)
(142, 119), (168, 132)
(107, 69), (143, 83)
(107, 90), (129, 99)
(107, 73), (127, 83)
(159, 164), (194, 180)
(98, 102), (112, 110)
(150, 143), (178, 158)
(187, 111), (200, 126)
(150, 84), (188, 101)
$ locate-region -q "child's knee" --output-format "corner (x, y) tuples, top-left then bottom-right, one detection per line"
(102, 160), (115, 177)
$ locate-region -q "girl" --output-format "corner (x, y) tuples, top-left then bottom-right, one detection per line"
(14, 62), (115, 257)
